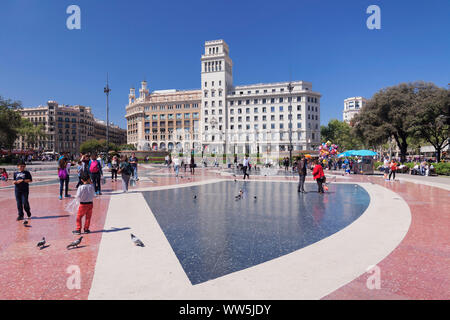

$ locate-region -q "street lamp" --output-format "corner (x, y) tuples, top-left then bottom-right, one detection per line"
(287, 82), (294, 166)
(104, 74), (111, 155)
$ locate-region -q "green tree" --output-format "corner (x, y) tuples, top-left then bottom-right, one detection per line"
(80, 139), (103, 154)
(320, 119), (363, 151)
(353, 81), (438, 162)
(410, 86), (449, 162)
(17, 118), (46, 147)
(0, 96), (23, 149)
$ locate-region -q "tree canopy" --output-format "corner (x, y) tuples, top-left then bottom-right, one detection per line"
(0, 96), (23, 149)
(352, 81), (447, 162)
(320, 119), (363, 151)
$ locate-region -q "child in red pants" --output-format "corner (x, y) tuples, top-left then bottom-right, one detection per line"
(73, 174), (95, 235)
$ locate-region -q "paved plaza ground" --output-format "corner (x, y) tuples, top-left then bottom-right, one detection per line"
(0, 163), (448, 300)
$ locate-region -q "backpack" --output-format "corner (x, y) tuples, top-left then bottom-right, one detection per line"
(90, 160), (100, 173)
(122, 162), (133, 175)
(58, 168), (68, 179)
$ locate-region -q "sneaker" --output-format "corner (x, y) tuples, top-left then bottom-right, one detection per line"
(26, 212), (32, 218)
(84, 229), (90, 234)
(17, 216), (24, 221)
(72, 230), (81, 235)
(65, 194), (71, 198)
(95, 191), (99, 195)
(98, 192), (102, 195)
(59, 195), (62, 200)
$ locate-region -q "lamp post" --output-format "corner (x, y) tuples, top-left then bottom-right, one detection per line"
(104, 74), (111, 155)
(287, 82), (294, 166)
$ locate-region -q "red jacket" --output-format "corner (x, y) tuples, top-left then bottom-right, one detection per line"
(312, 164), (324, 180)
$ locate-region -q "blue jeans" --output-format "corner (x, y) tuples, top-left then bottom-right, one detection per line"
(132, 166), (138, 179)
(15, 189), (31, 218)
(175, 165), (179, 177)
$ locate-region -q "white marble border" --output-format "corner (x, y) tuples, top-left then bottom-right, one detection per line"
(89, 180), (411, 300)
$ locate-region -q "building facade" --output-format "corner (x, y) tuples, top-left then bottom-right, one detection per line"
(94, 119), (127, 146)
(125, 82), (201, 152)
(126, 40), (321, 157)
(343, 97), (367, 124)
(16, 101), (126, 155)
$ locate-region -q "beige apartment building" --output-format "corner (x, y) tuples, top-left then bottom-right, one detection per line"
(125, 81), (201, 152)
(94, 119), (127, 146)
(16, 100), (126, 155)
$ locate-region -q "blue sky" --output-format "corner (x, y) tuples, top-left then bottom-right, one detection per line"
(1, 0), (449, 129)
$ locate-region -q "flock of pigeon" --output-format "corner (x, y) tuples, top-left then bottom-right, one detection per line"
(34, 233), (145, 250)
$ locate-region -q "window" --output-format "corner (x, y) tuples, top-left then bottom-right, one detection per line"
(262, 115), (267, 121)
(271, 106), (275, 112)
(297, 96), (302, 102)
(271, 115), (275, 121)
(254, 107), (258, 113)
(263, 124), (267, 129)
(297, 123), (302, 128)
(211, 91), (215, 97)
(238, 100), (242, 105)
(254, 116), (258, 121)
(246, 100), (250, 105)
(238, 108), (242, 114)
(279, 97), (284, 103)
(230, 101), (234, 106)
(279, 115), (284, 120)
(262, 107), (266, 113)
(297, 105), (301, 111)
(204, 101), (208, 107)
(230, 109), (234, 114)
(280, 123), (284, 129)
(204, 81), (207, 87)
(246, 108), (250, 113)
(297, 114), (301, 120)
(271, 123), (275, 129)
(238, 116), (242, 122)
(230, 117), (234, 122)
(246, 116), (250, 122)
(271, 98), (275, 103)
(279, 106), (283, 112)
(204, 91), (208, 98)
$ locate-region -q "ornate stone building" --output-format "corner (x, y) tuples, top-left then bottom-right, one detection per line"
(126, 40), (321, 157)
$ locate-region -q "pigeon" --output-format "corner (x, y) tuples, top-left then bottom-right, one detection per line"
(234, 179), (237, 182)
(131, 233), (145, 247)
(37, 237), (46, 248)
(193, 195), (197, 199)
(67, 236), (83, 249)
(254, 196), (257, 200)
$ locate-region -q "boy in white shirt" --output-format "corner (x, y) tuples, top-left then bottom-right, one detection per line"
(73, 174), (96, 235)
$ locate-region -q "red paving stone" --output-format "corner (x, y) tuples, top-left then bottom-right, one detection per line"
(323, 174), (450, 300)
(0, 166), (448, 299)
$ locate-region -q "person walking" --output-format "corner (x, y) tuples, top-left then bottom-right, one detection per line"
(89, 153), (103, 195)
(72, 173), (95, 235)
(13, 161), (32, 220)
(312, 160), (325, 194)
(389, 159), (397, 181)
(243, 156), (250, 180)
(173, 156), (180, 177)
(58, 158), (70, 199)
(297, 156), (307, 193)
(383, 157), (390, 180)
(111, 155), (119, 182)
(118, 155), (133, 193)
(129, 152), (139, 181)
(190, 154), (195, 175)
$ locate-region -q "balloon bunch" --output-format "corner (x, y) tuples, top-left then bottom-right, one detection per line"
(319, 141), (339, 159)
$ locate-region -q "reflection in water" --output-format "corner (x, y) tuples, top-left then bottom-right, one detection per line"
(143, 181), (370, 285)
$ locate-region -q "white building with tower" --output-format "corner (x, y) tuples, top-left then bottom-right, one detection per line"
(343, 97), (367, 124)
(126, 39), (322, 160)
